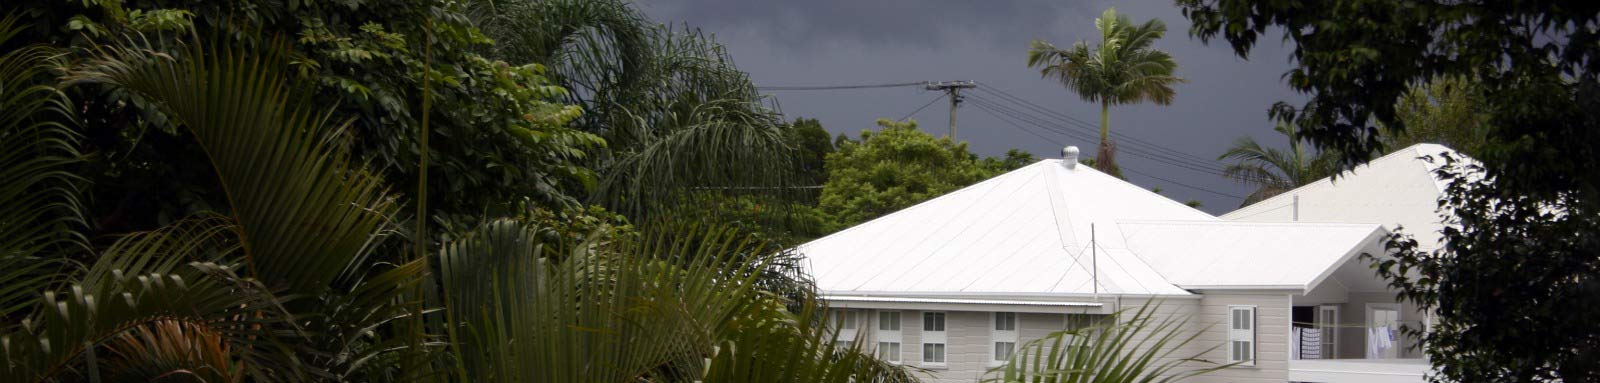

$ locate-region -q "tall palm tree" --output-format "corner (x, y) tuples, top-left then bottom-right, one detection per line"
(1028, 8), (1185, 177)
(1218, 121), (1340, 207)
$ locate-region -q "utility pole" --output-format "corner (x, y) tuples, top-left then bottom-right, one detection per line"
(925, 81), (976, 139)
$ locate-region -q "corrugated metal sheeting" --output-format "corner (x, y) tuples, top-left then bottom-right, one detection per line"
(1221, 144), (1460, 251)
(799, 157), (1389, 299)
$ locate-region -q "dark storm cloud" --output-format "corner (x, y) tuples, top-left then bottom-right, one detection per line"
(646, 0), (1095, 50)
(639, 0), (1306, 214)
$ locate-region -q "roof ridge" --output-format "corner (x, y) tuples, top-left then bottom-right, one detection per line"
(796, 159), (1053, 248)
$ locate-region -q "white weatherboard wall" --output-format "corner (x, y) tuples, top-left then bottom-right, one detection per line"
(837, 308), (1099, 383)
(1188, 292), (1294, 383)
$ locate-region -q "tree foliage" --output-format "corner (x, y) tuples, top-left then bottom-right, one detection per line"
(819, 119), (1001, 228)
(1384, 76), (1491, 158)
(1217, 121), (1339, 207)
(1027, 8), (1185, 177)
(472, 0), (799, 221)
(0, 19), (913, 383)
(10, 0), (602, 242)
(1181, 1), (1600, 381)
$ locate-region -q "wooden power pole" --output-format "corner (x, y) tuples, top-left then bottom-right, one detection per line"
(925, 81), (976, 139)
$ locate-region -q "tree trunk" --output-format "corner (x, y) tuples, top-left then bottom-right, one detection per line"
(1095, 101), (1122, 178)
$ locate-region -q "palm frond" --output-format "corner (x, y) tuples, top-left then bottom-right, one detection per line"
(983, 302), (1232, 383)
(438, 219), (911, 382)
(68, 33), (401, 297)
(0, 12), (85, 321)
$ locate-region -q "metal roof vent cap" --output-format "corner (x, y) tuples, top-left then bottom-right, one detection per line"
(1062, 146), (1080, 169)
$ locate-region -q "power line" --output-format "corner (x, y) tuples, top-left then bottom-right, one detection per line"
(968, 101), (1074, 146)
(757, 81), (927, 91)
(966, 95), (1238, 179)
(899, 94), (946, 121)
(1119, 166), (1246, 200)
(969, 101), (1245, 200)
(974, 84), (1221, 165)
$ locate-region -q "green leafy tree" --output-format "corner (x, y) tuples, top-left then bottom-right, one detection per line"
(1384, 75), (1491, 157)
(788, 117), (836, 187)
(982, 149), (1040, 174)
(1028, 8), (1185, 178)
(472, 0), (799, 221)
(1217, 121), (1339, 207)
(10, 0), (602, 242)
(1182, 1), (1600, 381)
(819, 119), (994, 228)
(0, 22), (912, 382)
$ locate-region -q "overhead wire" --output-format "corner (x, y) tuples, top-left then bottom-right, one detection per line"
(757, 81), (927, 91)
(898, 94), (946, 121)
(966, 95), (1239, 179)
(974, 84), (1220, 164)
(968, 99), (1246, 200)
(749, 80), (1250, 201)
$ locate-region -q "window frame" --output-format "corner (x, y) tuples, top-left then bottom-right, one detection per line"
(1228, 305), (1257, 366)
(921, 312), (948, 367)
(833, 310), (859, 346)
(991, 312), (1019, 366)
(877, 311), (903, 364)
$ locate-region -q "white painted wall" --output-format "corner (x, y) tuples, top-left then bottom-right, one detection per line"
(833, 293), (1302, 383)
(1185, 291), (1294, 383)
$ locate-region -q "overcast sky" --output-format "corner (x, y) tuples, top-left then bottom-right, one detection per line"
(639, 0), (1304, 214)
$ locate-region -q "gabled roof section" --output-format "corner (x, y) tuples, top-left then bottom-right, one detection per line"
(799, 159), (1209, 297)
(1221, 144), (1462, 251)
(1117, 221), (1387, 291)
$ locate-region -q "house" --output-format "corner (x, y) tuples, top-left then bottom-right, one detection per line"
(1221, 143), (1463, 382)
(798, 146), (1442, 383)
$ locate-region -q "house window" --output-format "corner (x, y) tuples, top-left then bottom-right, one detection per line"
(835, 310), (858, 330)
(1229, 306), (1256, 365)
(922, 312), (947, 365)
(833, 310), (858, 347)
(877, 311), (902, 363)
(992, 312), (1018, 365)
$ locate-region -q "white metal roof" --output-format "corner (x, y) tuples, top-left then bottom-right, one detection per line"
(1117, 221), (1387, 290)
(822, 295), (1102, 307)
(1221, 144), (1462, 251)
(799, 160), (1202, 297)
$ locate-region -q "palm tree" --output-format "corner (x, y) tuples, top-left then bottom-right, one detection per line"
(1217, 121), (1340, 207)
(470, 0), (801, 220)
(983, 303), (1230, 383)
(1, 19), (911, 382)
(1027, 8), (1185, 177)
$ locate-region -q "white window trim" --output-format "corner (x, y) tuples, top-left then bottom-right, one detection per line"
(991, 312), (1019, 366)
(1228, 305), (1257, 366)
(877, 311), (903, 364)
(921, 312), (948, 367)
(1316, 305), (1340, 359)
(834, 310), (859, 345)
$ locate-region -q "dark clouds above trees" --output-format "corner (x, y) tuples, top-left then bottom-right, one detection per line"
(640, 0), (1308, 213)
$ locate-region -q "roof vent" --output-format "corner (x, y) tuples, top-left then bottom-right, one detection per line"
(1062, 146), (1080, 169)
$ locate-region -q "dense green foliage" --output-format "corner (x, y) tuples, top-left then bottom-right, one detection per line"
(0, 16), (915, 382)
(819, 119), (1027, 229)
(788, 117), (836, 187)
(472, 0), (800, 221)
(1217, 121), (1338, 207)
(11, 0), (602, 242)
(1384, 76), (1491, 158)
(1027, 8), (1184, 178)
(1182, 1), (1600, 381)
